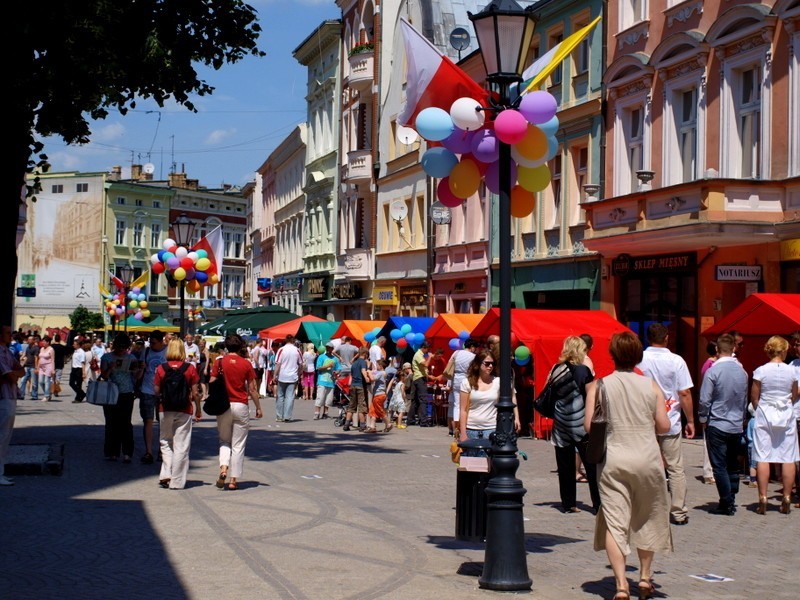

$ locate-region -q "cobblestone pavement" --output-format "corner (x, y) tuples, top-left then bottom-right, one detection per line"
(1, 387), (796, 600)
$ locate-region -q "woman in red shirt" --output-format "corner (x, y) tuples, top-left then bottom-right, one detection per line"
(154, 339), (200, 490)
(210, 334), (263, 490)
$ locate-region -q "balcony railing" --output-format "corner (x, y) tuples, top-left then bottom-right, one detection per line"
(347, 50), (374, 92)
(345, 150), (373, 184)
(336, 247), (373, 279)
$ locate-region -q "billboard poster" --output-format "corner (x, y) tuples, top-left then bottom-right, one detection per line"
(16, 178), (103, 312)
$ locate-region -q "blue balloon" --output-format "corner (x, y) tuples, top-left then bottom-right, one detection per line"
(421, 147), (459, 178)
(195, 271), (208, 284)
(365, 332), (375, 343)
(538, 115), (560, 137)
(157, 250), (166, 261)
(458, 330), (470, 341)
(405, 332), (416, 343)
(414, 332), (425, 344)
(449, 338), (461, 351)
(415, 107), (455, 142)
(390, 329), (402, 342)
(400, 324), (413, 334)
(515, 356), (531, 366)
(545, 136), (559, 161)
(137, 293), (146, 301)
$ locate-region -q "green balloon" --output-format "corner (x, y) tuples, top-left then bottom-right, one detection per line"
(514, 345), (531, 360)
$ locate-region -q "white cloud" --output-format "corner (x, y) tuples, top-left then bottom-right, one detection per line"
(91, 121), (126, 142)
(205, 128), (237, 145)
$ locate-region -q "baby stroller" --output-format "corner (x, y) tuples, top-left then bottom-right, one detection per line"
(333, 373), (352, 427)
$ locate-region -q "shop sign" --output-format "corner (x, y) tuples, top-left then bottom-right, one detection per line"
(612, 252), (695, 276)
(715, 265), (762, 281)
(400, 286), (427, 306)
(372, 286), (397, 306)
(236, 328), (254, 338)
(332, 283), (362, 300)
(780, 239), (800, 261)
(453, 282), (466, 293)
(304, 277), (328, 300)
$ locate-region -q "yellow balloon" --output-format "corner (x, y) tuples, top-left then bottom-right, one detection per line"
(210, 273), (220, 284)
(141, 309), (151, 318)
(515, 125), (548, 160)
(112, 299), (120, 305)
(173, 267), (187, 281)
(139, 301), (148, 309)
(518, 164), (551, 193)
(129, 300), (138, 309)
(448, 159), (481, 199)
(510, 185), (535, 218)
(195, 257), (211, 271)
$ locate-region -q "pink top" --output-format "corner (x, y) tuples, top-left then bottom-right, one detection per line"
(38, 346), (55, 376)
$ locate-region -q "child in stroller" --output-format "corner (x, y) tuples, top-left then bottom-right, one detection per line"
(333, 373), (352, 427)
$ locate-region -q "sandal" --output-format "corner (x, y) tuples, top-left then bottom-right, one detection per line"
(227, 480), (238, 491)
(576, 473), (588, 483)
(158, 479), (170, 489)
(756, 495), (767, 515)
(613, 590), (630, 600)
(383, 423), (393, 433)
(638, 578), (653, 600)
(216, 470), (228, 489)
(779, 496), (792, 514)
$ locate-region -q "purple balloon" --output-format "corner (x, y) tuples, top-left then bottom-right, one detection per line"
(166, 257), (180, 269)
(442, 127), (476, 154)
(519, 91), (558, 125)
(485, 159), (518, 194)
(470, 129), (499, 163)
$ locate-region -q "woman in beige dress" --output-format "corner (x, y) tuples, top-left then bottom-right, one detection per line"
(584, 332), (671, 600)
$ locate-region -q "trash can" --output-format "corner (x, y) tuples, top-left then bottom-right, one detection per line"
(455, 468), (490, 541)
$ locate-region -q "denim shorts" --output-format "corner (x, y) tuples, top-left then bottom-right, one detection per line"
(139, 393), (158, 421)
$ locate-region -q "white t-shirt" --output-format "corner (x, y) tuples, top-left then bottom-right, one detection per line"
(460, 377), (500, 430)
(275, 344), (302, 383)
(638, 346), (694, 436)
(369, 344), (384, 369)
(302, 351), (316, 373)
(71, 348), (87, 369)
(184, 342), (200, 365)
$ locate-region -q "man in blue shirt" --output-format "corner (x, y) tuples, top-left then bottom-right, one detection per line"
(314, 343), (341, 420)
(699, 333), (749, 516)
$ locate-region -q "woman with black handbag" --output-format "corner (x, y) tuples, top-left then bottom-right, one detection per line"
(546, 336), (600, 514)
(99, 333), (139, 463)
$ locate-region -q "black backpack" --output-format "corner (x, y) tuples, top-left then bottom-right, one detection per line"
(160, 363), (191, 412)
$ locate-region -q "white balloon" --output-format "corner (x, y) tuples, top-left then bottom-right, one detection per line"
(187, 251), (199, 262)
(511, 146), (547, 168)
(450, 97), (485, 131)
(162, 238), (176, 250)
(175, 246), (189, 258)
(150, 253), (160, 264)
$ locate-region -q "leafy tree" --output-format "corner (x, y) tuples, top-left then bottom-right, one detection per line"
(7, 0), (264, 326)
(68, 305), (105, 333)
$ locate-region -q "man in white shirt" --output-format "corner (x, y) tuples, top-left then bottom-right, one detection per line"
(69, 339), (89, 403)
(274, 335), (302, 422)
(184, 333), (200, 366)
(90, 338), (106, 382)
(637, 322), (695, 526)
(369, 336), (386, 370)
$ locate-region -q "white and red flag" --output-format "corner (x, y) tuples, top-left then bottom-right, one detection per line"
(193, 225), (224, 279)
(397, 19), (489, 127)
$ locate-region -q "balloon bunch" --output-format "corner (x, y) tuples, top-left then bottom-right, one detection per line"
(363, 326), (383, 345)
(103, 286), (150, 322)
(413, 90), (559, 218)
(388, 324), (426, 352)
(448, 330), (471, 351)
(150, 238), (220, 295)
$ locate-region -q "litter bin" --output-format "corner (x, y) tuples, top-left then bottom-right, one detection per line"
(455, 438), (493, 541)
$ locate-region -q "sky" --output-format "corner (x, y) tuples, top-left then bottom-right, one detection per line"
(41, 0), (341, 189)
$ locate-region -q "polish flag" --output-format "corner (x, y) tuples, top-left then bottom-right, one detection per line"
(397, 19), (489, 127)
(107, 269), (125, 290)
(193, 225), (224, 278)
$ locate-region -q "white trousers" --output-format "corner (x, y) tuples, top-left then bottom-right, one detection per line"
(0, 398), (17, 476)
(159, 411), (193, 489)
(216, 402), (250, 479)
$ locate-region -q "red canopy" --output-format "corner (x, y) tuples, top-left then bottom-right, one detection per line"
(259, 315), (324, 340)
(425, 313), (485, 357)
(330, 320), (383, 347)
(470, 309), (633, 388)
(702, 294), (800, 337)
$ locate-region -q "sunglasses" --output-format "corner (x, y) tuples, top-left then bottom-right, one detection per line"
(482, 361), (495, 367)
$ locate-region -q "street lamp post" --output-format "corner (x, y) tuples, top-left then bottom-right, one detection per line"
(119, 264), (135, 334)
(468, 0), (536, 591)
(170, 213), (195, 338)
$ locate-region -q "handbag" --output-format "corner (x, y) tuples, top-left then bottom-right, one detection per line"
(443, 356), (456, 380)
(52, 380), (62, 395)
(86, 379), (119, 406)
(534, 363), (570, 419)
(585, 378), (608, 464)
(204, 358), (231, 416)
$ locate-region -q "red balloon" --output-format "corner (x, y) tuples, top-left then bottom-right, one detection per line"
(152, 262), (165, 274)
(168, 246), (178, 254)
(396, 338), (408, 349)
(180, 257), (194, 269)
(438, 177), (463, 208)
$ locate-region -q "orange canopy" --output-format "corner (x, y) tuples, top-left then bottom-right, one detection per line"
(330, 320), (383, 347)
(259, 315), (325, 340)
(425, 313), (485, 357)
(470, 308), (633, 388)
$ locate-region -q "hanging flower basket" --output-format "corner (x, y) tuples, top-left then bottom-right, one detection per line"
(348, 42), (374, 57)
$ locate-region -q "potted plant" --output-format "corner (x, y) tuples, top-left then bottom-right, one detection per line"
(348, 42), (374, 57)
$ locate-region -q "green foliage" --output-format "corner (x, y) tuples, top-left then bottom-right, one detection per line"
(68, 305), (105, 333)
(348, 42), (374, 57)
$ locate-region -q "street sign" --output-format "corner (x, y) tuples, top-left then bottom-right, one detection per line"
(16, 287), (36, 298)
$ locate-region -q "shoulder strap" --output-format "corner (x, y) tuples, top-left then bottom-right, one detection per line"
(178, 362), (189, 375)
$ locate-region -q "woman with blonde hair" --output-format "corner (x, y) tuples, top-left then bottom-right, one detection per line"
(750, 335), (799, 515)
(584, 332), (671, 600)
(302, 342), (317, 401)
(545, 336), (599, 513)
(153, 340), (201, 489)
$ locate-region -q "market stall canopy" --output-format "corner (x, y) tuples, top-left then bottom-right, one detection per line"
(702, 294), (800, 337)
(258, 315), (325, 340)
(105, 315), (179, 333)
(425, 313), (485, 356)
(470, 309), (632, 388)
(196, 306), (297, 340)
(297, 321), (341, 348)
(330, 320), (384, 347)
(377, 316), (436, 359)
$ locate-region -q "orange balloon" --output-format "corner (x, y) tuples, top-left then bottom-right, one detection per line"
(510, 185), (535, 218)
(518, 164), (551, 193)
(186, 280), (202, 294)
(515, 125), (548, 160)
(448, 159), (481, 199)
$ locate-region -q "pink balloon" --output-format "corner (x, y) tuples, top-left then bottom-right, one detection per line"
(485, 159), (518, 194)
(438, 178), (464, 208)
(442, 127), (476, 154)
(470, 128), (499, 163)
(494, 109), (529, 144)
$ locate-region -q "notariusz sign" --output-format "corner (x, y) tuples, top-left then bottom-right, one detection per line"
(715, 265), (762, 281)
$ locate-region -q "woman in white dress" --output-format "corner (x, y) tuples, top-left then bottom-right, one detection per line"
(749, 335), (799, 515)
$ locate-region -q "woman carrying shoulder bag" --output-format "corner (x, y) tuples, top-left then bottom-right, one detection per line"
(100, 333), (138, 463)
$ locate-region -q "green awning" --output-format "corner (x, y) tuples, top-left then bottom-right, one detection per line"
(197, 307), (298, 339)
(296, 321), (340, 346)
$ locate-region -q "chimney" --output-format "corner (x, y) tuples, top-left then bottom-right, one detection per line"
(169, 172), (188, 189)
(186, 179), (200, 191)
(131, 164), (143, 180)
(110, 166), (122, 181)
